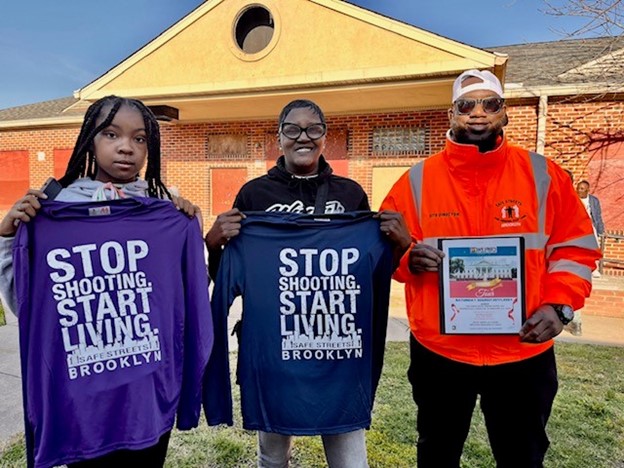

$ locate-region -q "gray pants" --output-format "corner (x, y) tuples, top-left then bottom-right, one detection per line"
(257, 429), (369, 468)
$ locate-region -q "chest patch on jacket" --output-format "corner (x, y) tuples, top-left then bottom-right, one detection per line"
(494, 199), (527, 228)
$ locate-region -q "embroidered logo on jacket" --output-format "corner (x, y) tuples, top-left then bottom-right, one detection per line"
(494, 199), (526, 228)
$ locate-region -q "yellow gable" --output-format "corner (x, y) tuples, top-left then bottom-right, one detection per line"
(77, 0), (507, 121)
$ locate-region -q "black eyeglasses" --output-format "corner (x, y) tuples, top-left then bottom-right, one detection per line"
(280, 122), (327, 140)
(454, 97), (505, 115)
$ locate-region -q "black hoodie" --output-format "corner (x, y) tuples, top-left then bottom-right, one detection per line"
(208, 156), (370, 279)
(233, 155), (370, 213)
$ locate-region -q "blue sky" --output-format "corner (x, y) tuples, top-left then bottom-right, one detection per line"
(0, 0), (595, 109)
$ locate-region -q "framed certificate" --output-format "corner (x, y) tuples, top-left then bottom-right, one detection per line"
(438, 237), (525, 334)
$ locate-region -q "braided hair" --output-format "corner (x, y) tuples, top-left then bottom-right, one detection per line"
(59, 95), (171, 199)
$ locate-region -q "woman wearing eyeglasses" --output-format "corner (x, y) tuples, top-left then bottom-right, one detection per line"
(204, 99), (410, 467)
(228, 99), (370, 216)
(205, 99), (408, 278)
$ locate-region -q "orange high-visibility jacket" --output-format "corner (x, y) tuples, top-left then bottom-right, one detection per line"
(381, 134), (601, 365)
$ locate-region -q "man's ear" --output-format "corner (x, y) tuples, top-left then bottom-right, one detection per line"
(447, 107), (454, 122)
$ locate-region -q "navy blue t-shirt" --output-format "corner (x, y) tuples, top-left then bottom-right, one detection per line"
(203, 211), (393, 435)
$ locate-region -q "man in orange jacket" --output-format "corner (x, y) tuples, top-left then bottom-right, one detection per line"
(381, 69), (601, 467)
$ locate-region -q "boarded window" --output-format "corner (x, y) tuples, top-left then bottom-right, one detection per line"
(206, 134), (249, 160)
(54, 148), (73, 179)
(211, 168), (247, 215)
(0, 151), (29, 209)
(372, 127), (429, 156)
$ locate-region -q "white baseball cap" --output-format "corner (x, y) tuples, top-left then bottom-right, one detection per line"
(452, 69), (504, 102)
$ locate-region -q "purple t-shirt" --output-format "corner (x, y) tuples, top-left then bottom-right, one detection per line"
(13, 198), (213, 467)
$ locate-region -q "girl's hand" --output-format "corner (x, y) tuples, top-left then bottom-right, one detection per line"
(0, 189), (47, 237)
(171, 195), (203, 230)
(171, 195), (199, 216)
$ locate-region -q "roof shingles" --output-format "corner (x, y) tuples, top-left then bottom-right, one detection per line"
(490, 36), (624, 86)
(0, 96), (79, 122)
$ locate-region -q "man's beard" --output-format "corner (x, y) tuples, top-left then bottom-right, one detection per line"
(451, 127), (502, 152)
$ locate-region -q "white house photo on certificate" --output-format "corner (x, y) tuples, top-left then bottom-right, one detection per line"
(438, 237), (525, 335)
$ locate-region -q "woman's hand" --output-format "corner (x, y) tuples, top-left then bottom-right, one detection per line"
(0, 189), (47, 237)
(204, 208), (246, 250)
(375, 210), (412, 251)
(374, 210), (414, 270)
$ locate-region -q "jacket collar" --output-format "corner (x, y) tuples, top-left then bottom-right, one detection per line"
(443, 130), (508, 174)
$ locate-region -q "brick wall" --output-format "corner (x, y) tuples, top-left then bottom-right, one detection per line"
(0, 127), (79, 190)
(0, 127), (78, 214)
(602, 232), (624, 276)
(154, 111), (451, 222)
(506, 100), (624, 189)
(582, 276), (624, 318)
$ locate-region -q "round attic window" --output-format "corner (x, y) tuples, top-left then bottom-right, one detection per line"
(235, 5), (275, 54)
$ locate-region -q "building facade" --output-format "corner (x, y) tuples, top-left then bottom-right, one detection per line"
(1, 0), (623, 314)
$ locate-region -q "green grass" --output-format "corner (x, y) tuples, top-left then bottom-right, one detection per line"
(0, 302), (6, 326)
(1, 342), (623, 467)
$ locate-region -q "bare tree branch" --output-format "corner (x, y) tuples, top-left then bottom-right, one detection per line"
(543, 0), (624, 36)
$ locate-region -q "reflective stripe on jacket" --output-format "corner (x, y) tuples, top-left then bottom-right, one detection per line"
(381, 133), (601, 365)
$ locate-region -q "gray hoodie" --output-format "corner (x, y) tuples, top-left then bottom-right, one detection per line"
(0, 178), (150, 316)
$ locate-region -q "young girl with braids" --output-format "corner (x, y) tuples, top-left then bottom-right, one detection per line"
(0, 96), (206, 467)
(1, 95), (199, 312)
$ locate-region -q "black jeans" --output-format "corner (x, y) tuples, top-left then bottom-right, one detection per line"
(408, 336), (558, 468)
(67, 431), (171, 468)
